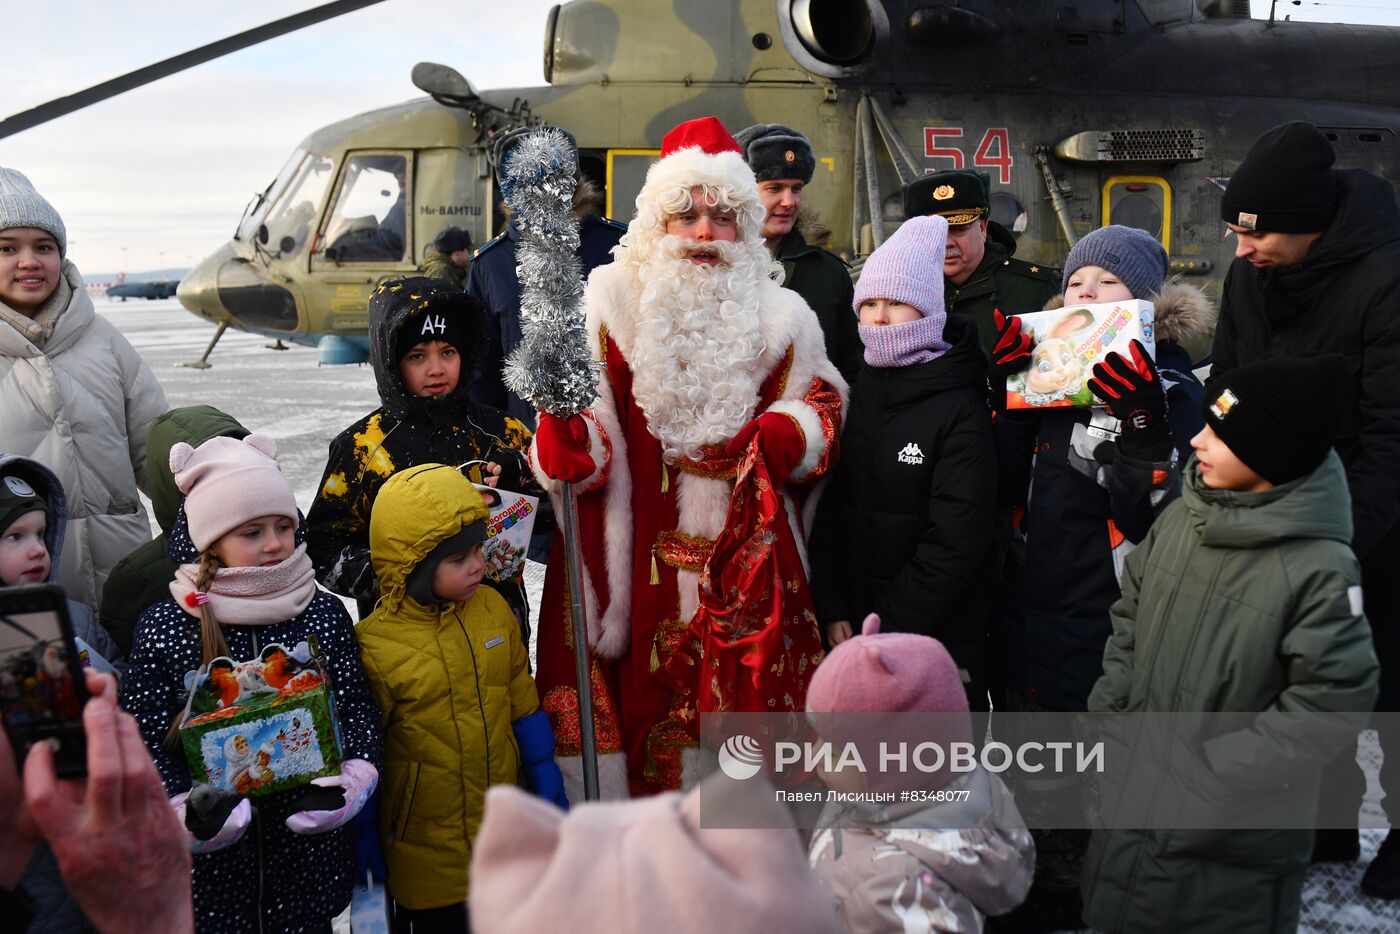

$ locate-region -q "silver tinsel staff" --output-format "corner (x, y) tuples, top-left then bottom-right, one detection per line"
(499, 127), (602, 801)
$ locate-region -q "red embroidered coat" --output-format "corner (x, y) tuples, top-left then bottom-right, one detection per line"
(529, 261), (847, 798)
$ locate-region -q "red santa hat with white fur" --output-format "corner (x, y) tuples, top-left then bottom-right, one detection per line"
(628, 116), (767, 243)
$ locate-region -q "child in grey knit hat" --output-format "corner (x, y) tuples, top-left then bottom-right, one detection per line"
(984, 225), (1216, 929)
(1061, 224), (1166, 306)
(0, 167), (168, 610)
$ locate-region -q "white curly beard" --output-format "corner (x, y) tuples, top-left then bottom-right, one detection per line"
(625, 236), (774, 461)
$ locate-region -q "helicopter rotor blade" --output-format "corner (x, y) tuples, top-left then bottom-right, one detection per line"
(0, 0), (389, 141)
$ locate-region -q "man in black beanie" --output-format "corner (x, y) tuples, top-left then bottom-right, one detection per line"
(1212, 120), (1400, 892)
(735, 123), (862, 385)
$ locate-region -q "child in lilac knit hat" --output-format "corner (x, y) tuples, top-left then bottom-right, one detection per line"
(851, 214), (953, 368)
(808, 215), (1000, 723)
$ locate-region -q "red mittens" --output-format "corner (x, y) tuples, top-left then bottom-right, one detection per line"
(726, 412), (806, 481)
(533, 413), (594, 483)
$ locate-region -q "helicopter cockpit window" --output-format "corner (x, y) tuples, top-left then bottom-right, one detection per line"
(321, 153), (410, 264)
(261, 153), (334, 258)
(237, 148), (306, 244)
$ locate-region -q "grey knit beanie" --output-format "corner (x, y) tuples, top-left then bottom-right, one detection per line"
(1062, 225), (1166, 301)
(0, 168), (66, 257)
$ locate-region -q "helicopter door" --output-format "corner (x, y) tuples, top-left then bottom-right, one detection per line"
(1101, 175), (1171, 252)
(314, 151), (414, 266)
(413, 147), (489, 262)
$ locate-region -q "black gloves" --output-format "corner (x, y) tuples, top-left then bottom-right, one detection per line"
(285, 783), (347, 814)
(485, 444), (527, 492)
(1088, 339), (1172, 459)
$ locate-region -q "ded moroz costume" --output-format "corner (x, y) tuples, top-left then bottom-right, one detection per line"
(529, 117), (848, 799)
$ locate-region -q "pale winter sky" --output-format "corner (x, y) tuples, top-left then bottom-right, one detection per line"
(1, 0), (1396, 274)
(0, 0), (558, 274)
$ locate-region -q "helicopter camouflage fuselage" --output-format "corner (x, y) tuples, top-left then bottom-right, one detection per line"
(176, 0), (1400, 363)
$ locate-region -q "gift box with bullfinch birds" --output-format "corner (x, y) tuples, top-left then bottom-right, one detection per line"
(1006, 300), (1156, 409)
(178, 641), (343, 796)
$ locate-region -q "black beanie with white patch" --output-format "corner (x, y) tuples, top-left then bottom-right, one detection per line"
(1221, 122), (1338, 234)
(1202, 355), (1349, 485)
(0, 473), (47, 539)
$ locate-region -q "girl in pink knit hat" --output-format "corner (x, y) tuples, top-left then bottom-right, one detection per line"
(808, 213), (999, 718)
(119, 435), (383, 933)
(805, 614), (1034, 933)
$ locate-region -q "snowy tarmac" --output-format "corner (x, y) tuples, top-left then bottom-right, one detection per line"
(102, 296), (1400, 932)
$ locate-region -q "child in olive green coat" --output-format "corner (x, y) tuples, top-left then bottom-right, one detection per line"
(1082, 355), (1380, 934)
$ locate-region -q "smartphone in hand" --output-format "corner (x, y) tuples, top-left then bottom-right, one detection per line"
(0, 583), (91, 776)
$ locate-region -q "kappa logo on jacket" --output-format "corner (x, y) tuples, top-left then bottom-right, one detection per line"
(897, 442), (925, 466)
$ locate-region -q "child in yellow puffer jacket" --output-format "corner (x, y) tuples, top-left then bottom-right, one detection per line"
(357, 463), (565, 930)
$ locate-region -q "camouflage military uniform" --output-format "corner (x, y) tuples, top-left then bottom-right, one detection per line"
(422, 247), (468, 289)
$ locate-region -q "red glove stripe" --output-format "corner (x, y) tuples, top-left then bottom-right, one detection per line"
(1087, 376), (1122, 401)
(993, 320), (1021, 352)
(1102, 356), (1142, 393)
(1128, 339), (1157, 381)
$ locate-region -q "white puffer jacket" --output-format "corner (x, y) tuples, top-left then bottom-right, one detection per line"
(0, 261), (168, 608)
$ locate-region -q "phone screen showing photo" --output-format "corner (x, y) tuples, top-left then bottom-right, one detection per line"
(1, 593), (89, 776)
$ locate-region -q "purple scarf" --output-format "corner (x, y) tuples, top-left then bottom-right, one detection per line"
(858, 315), (951, 368)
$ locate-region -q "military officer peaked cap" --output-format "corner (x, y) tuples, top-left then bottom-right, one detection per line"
(904, 170), (989, 226)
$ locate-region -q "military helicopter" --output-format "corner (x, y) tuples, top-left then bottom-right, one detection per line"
(7, 0), (1400, 365)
